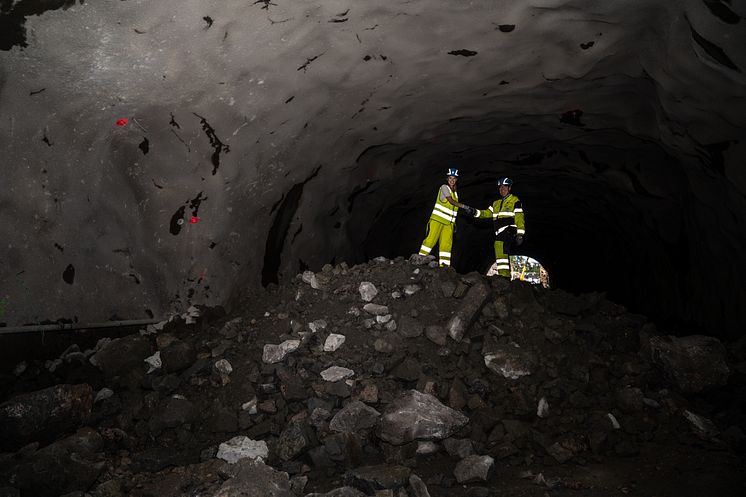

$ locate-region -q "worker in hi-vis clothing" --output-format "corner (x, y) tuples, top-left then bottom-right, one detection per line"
(419, 168), (477, 267)
(470, 177), (525, 277)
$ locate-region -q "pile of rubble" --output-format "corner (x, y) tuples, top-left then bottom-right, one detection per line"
(1, 255), (745, 497)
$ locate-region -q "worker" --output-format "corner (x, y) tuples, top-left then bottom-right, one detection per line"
(418, 168), (476, 267)
(471, 177), (525, 277)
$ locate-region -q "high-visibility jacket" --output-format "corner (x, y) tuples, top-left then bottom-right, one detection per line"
(475, 194), (525, 241)
(429, 186), (459, 225)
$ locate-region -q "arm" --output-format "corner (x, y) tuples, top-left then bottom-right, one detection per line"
(515, 201), (525, 235)
(475, 205), (493, 219)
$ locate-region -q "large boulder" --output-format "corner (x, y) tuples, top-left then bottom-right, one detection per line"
(648, 335), (730, 393)
(0, 383), (93, 450)
(0, 428), (104, 497)
(159, 339), (197, 373)
(89, 335), (152, 378)
(378, 390), (468, 445)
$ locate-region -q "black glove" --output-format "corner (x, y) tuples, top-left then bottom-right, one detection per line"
(515, 234), (524, 246)
(462, 205), (475, 216)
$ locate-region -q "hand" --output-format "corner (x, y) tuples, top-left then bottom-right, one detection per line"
(462, 205), (475, 216)
(515, 234), (524, 246)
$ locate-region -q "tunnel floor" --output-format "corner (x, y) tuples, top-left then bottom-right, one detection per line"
(1, 256), (744, 496)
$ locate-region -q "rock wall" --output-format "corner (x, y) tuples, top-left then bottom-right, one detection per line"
(0, 0), (744, 336)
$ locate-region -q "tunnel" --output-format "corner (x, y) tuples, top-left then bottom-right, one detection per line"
(1, 0), (745, 340)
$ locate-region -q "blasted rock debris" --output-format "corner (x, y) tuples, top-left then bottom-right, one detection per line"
(0, 256), (744, 496)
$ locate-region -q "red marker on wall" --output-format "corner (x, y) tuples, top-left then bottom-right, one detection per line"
(116, 118), (129, 126)
(190, 216), (200, 224)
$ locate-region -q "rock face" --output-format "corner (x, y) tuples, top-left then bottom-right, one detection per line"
(379, 390), (469, 445)
(648, 335), (730, 393)
(0, 384), (93, 450)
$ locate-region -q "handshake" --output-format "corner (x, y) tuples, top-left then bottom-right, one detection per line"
(461, 205), (478, 217)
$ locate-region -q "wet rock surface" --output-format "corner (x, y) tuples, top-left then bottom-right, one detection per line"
(0, 257), (745, 496)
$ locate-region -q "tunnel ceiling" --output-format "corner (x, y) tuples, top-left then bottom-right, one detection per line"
(0, 0), (745, 337)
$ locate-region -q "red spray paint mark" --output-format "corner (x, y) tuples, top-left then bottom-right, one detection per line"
(116, 118), (129, 126)
(190, 216), (200, 224)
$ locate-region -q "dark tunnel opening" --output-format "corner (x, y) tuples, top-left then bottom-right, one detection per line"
(312, 124), (744, 340)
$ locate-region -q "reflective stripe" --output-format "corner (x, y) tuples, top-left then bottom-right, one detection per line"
(514, 208), (523, 213)
(440, 251), (452, 257)
(517, 229), (525, 235)
(488, 206), (494, 212)
(497, 212), (515, 216)
(474, 209), (481, 217)
(419, 245), (431, 254)
(440, 261), (451, 266)
(431, 210), (455, 222)
(496, 225), (516, 234)
(496, 258), (510, 263)
(496, 264), (511, 270)
(434, 203), (455, 214)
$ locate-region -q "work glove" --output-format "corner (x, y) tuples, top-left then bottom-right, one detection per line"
(515, 234), (524, 246)
(462, 205), (476, 217)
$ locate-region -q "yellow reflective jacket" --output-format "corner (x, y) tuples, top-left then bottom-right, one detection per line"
(429, 185), (459, 225)
(475, 194), (525, 241)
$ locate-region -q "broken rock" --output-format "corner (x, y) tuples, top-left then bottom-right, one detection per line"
(277, 420), (313, 461)
(398, 316), (424, 338)
(454, 455), (494, 483)
(263, 340), (301, 364)
(321, 366), (355, 382)
(324, 334), (347, 352)
(379, 390), (468, 445)
(446, 281), (491, 342)
(483, 340), (534, 379)
(329, 401), (381, 433)
(363, 303), (389, 316)
(346, 465), (411, 493)
(359, 282), (379, 302)
(214, 459), (292, 497)
(0, 383), (93, 451)
(443, 438), (474, 458)
(648, 335), (730, 394)
(89, 335), (152, 378)
(425, 325), (447, 346)
(217, 436), (269, 463)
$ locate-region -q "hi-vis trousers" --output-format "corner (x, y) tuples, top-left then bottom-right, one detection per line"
(419, 219), (453, 266)
(493, 240), (511, 277)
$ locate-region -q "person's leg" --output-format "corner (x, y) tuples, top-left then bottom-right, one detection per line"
(494, 240), (511, 277)
(419, 220), (442, 256)
(438, 224), (454, 267)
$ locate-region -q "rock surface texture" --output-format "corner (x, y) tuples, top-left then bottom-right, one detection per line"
(0, 0), (744, 341)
